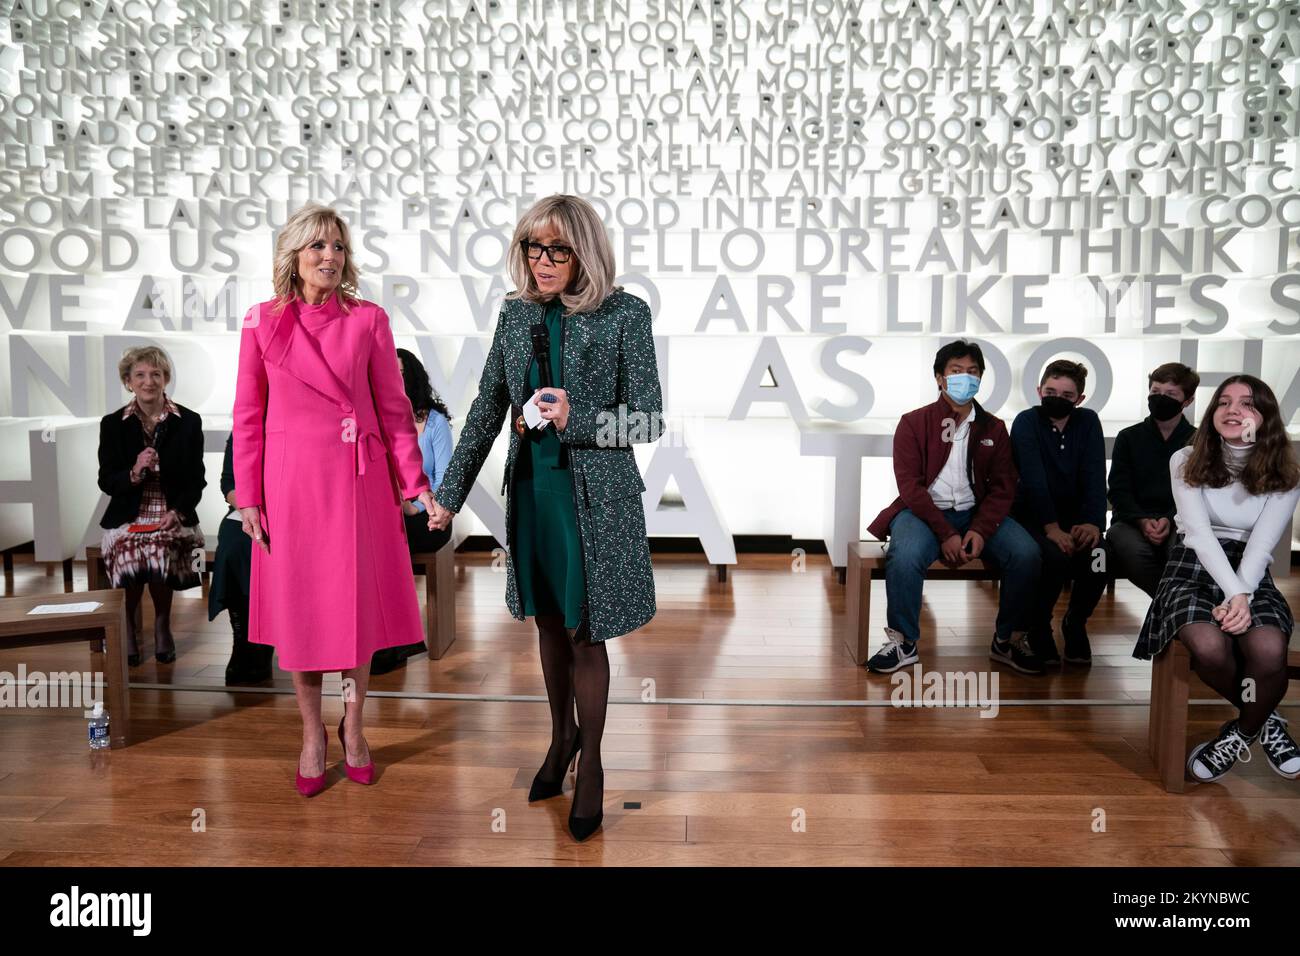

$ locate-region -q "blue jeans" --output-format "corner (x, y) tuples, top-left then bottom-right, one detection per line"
(884, 508), (1041, 645)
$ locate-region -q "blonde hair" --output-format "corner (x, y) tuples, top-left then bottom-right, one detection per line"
(505, 195), (619, 315)
(118, 346), (173, 385)
(271, 203), (362, 314)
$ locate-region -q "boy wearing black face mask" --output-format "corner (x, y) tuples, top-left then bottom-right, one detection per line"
(1010, 359), (1110, 666)
(1105, 363), (1199, 598)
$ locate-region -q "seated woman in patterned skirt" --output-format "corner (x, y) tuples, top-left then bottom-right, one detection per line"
(96, 346), (207, 666)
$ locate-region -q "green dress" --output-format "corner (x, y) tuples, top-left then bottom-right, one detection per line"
(512, 298), (588, 630)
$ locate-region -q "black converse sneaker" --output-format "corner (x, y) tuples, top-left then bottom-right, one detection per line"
(1258, 712), (1300, 779)
(1186, 719), (1254, 783)
(989, 632), (1045, 675)
(1061, 614), (1092, 665)
(866, 628), (919, 674)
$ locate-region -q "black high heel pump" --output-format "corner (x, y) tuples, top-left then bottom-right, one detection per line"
(567, 766), (604, 842)
(528, 729), (581, 802)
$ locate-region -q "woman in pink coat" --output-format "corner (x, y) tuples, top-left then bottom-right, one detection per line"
(233, 203), (438, 796)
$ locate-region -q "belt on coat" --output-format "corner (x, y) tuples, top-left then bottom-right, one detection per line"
(353, 429), (385, 476)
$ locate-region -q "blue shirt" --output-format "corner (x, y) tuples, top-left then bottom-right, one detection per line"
(1010, 405), (1107, 531)
(410, 412), (453, 511)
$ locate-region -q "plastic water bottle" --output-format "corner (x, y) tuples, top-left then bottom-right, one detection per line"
(88, 701), (110, 750)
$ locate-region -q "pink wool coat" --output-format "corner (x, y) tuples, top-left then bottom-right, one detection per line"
(232, 292), (430, 671)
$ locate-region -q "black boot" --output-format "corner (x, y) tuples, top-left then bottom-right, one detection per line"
(225, 606), (271, 685)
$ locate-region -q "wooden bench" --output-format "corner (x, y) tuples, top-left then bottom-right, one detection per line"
(1149, 642), (1300, 792)
(845, 540), (1000, 666)
(410, 536), (458, 659)
(0, 590), (131, 747)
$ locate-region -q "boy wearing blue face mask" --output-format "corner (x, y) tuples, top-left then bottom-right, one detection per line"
(866, 340), (1045, 675)
(1010, 359), (1110, 666)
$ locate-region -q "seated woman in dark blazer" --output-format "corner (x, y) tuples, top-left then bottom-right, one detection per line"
(97, 346), (206, 666)
(209, 434), (273, 684)
(370, 348), (455, 676)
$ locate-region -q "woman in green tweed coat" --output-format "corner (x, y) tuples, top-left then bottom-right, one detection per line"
(429, 194), (663, 841)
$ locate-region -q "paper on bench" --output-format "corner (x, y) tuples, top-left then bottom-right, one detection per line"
(28, 602), (103, 615)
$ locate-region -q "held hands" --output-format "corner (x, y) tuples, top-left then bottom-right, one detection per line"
(531, 387), (569, 431)
(426, 495), (454, 531)
(960, 530), (985, 560)
(1212, 593), (1252, 635)
(414, 489), (437, 524)
(239, 506), (270, 554)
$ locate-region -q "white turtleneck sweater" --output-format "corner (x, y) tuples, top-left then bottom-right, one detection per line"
(1170, 443), (1300, 600)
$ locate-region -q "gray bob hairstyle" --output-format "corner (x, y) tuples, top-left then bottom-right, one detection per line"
(118, 345), (173, 385)
(505, 195), (620, 315)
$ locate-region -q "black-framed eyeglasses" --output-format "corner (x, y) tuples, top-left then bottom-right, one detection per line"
(521, 240), (573, 265)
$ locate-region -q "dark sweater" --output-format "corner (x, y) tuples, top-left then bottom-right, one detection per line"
(1010, 405), (1107, 532)
(1107, 414), (1195, 525)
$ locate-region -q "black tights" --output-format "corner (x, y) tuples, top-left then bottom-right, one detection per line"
(123, 580), (175, 654)
(1177, 622), (1289, 737)
(536, 614), (609, 818)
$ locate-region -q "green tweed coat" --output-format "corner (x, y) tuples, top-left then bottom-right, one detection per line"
(433, 288), (664, 642)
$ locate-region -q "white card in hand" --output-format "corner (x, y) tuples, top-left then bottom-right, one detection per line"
(522, 396), (550, 430)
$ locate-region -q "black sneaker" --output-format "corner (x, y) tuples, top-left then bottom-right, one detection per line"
(1061, 615), (1092, 665)
(1259, 712), (1300, 779)
(1027, 628), (1060, 665)
(866, 628), (919, 673)
(1187, 719), (1254, 783)
(990, 633), (1045, 675)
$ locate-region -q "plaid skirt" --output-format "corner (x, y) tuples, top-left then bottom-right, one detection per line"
(1133, 534), (1293, 660)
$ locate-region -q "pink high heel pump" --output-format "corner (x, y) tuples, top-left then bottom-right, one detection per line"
(295, 722), (328, 797)
(337, 717), (375, 785)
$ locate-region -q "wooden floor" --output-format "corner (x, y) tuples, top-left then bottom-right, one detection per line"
(1, 552), (1298, 866)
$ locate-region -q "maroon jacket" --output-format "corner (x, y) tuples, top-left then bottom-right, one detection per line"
(866, 395), (1018, 543)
